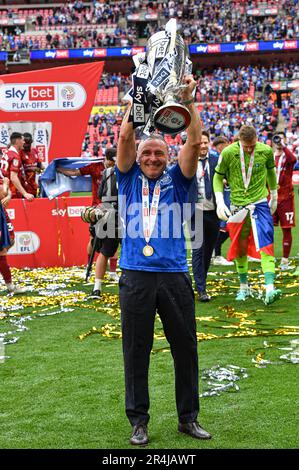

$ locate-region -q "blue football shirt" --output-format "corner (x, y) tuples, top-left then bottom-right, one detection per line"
(116, 162), (195, 272)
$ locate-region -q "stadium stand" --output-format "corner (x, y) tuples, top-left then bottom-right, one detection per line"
(1, 0), (299, 50)
(78, 62), (299, 158)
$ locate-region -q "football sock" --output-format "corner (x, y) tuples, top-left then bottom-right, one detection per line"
(282, 228), (292, 259)
(94, 279), (102, 291)
(235, 256), (248, 275)
(109, 258), (117, 272)
(0, 256), (12, 284)
(261, 252), (275, 274)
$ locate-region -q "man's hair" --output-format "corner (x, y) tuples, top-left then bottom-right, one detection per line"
(10, 132), (23, 144)
(201, 130), (210, 141)
(137, 134), (168, 154)
(105, 147), (117, 161)
(213, 136), (229, 147)
(23, 132), (32, 139)
(23, 132), (33, 143)
(141, 133), (166, 145)
(277, 131), (286, 138)
(238, 125), (257, 142)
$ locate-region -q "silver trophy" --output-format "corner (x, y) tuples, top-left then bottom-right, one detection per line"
(145, 18), (193, 135)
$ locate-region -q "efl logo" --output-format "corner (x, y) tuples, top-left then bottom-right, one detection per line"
(29, 86), (55, 101)
(7, 231), (40, 255)
(67, 206), (86, 217)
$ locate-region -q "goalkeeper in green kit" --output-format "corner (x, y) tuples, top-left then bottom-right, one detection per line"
(213, 125), (282, 305)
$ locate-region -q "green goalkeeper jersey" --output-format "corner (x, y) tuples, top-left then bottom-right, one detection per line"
(214, 141), (275, 206)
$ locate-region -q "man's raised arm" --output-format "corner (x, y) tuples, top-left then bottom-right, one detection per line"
(117, 104), (137, 173)
(178, 75), (202, 178)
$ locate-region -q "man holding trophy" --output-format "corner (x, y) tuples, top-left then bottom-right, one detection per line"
(116, 19), (211, 445)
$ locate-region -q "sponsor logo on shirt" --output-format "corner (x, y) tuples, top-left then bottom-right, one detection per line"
(160, 174), (172, 185)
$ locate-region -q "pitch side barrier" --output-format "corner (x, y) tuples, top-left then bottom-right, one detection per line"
(0, 40), (298, 63)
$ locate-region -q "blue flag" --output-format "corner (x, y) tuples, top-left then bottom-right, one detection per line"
(40, 157), (103, 200)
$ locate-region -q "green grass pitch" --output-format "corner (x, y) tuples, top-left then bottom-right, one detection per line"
(0, 191), (298, 449)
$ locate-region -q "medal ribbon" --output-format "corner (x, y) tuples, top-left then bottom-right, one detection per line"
(142, 175), (161, 244)
(239, 142), (255, 191)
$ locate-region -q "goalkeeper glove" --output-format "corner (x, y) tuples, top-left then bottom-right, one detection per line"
(215, 192), (231, 221)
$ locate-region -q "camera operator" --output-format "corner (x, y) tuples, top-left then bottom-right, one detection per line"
(272, 132), (297, 271)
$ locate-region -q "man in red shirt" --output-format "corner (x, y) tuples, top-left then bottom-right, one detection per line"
(0, 132), (34, 201)
(272, 132), (297, 270)
(79, 160), (104, 207)
(20, 133), (43, 197)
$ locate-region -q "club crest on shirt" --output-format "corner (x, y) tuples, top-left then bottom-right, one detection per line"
(160, 174), (172, 186)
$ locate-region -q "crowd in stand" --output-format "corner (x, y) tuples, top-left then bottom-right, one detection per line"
(31, 2), (130, 28)
(80, 62), (299, 158)
(1, 0), (299, 50)
(98, 73), (131, 93)
(173, 0), (299, 44)
(0, 26), (138, 51)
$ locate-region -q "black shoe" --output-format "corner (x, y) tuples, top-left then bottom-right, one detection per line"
(130, 424), (149, 446)
(178, 421), (212, 440)
(198, 291), (211, 302)
(88, 289), (101, 299)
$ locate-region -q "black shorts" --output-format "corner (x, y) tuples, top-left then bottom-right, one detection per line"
(95, 237), (120, 257)
(89, 222), (120, 257)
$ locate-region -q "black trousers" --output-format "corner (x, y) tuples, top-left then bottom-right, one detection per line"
(119, 269), (199, 426)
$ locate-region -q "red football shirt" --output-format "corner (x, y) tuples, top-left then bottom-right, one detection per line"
(79, 161), (105, 206)
(20, 147), (40, 196)
(275, 147), (297, 201)
(0, 146), (25, 198)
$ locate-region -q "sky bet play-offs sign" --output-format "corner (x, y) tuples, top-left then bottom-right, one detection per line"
(0, 82), (86, 112)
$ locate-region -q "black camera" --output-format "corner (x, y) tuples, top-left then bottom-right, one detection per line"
(273, 135), (282, 145)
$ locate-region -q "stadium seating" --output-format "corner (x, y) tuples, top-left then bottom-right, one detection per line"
(0, 0), (298, 47)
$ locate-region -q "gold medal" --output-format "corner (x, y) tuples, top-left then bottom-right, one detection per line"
(277, 184), (280, 190)
(143, 245), (154, 257)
